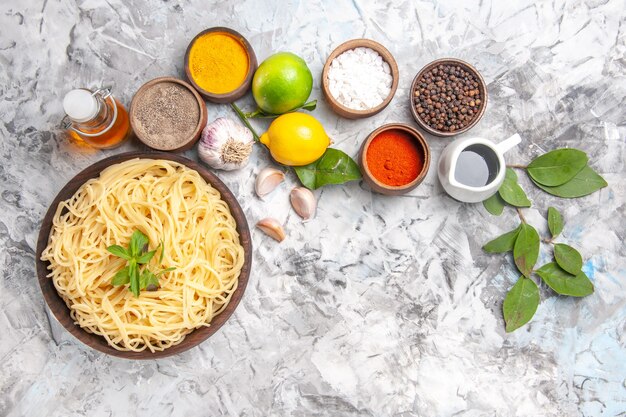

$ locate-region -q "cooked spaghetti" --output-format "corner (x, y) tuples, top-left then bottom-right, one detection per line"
(40, 158), (244, 352)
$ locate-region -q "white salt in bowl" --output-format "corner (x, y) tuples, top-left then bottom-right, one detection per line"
(322, 39), (399, 119)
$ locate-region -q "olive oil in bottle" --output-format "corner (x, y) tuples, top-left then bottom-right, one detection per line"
(62, 87), (131, 149)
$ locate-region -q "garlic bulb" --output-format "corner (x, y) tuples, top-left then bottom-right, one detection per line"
(198, 117), (254, 170)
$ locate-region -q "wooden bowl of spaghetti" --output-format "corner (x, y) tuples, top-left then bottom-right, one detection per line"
(35, 152), (252, 359)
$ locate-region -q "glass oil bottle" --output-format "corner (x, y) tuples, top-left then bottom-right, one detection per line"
(62, 87), (131, 149)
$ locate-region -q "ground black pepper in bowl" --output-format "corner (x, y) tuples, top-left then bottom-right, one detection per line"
(409, 59), (487, 137)
(130, 77), (207, 151)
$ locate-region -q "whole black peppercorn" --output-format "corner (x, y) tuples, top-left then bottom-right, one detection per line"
(413, 62), (484, 133)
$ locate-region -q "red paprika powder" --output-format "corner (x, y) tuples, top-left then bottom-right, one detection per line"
(366, 129), (423, 186)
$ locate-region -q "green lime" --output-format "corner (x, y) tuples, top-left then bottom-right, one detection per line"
(252, 52), (313, 114)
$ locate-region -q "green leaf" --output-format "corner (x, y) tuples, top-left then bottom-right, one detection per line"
(128, 260), (140, 297)
(139, 267), (170, 292)
(527, 149), (588, 186)
(483, 193), (505, 216)
(503, 276), (540, 332)
(483, 225), (522, 253)
(244, 109), (265, 118)
(106, 229), (174, 297)
(531, 165), (608, 198)
(158, 240), (165, 264)
(294, 148), (362, 190)
(554, 243), (583, 275)
(139, 269), (160, 291)
(139, 269), (148, 289)
(498, 168), (531, 207)
(146, 274), (160, 291)
(107, 245), (131, 260)
(136, 249), (156, 265)
(156, 267), (176, 277)
(111, 267), (130, 286)
(536, 262), (594, 297)
(300, 100), (317, 112)
(130, 230), (149, 257)
(246, 100), (317, 118)
(231, 102), (260, 141)
(107, 230), (173, 297)
(139, 269), (153, 290)
(547, 207), (563, 238)
(513, 223), (540, 277)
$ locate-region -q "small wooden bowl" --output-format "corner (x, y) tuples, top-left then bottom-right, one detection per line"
(35, 152), (252, 359)
(359, 123), (430, 195)
(130, 77), (208, 152)
(184, 27), (257, 103)
(322, 39), (399, 119)
(409, 58), (488, 137)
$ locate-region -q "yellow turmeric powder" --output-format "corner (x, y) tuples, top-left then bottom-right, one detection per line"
(189, 32), (249, 94)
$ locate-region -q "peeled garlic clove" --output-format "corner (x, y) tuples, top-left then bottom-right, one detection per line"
(255, 167), (285, 198)
(290, 187), (317, 220)
(256, 218), (286, 242)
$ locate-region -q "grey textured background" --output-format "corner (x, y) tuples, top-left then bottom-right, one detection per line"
(1, 0), (625, 416)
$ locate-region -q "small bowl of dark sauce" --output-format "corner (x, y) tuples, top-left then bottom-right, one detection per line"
(437, 134), (521, 202)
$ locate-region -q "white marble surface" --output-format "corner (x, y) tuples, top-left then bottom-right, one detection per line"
(1, 0), (625, 416)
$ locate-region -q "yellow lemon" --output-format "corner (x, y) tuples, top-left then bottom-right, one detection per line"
(259, 113), (330, 166)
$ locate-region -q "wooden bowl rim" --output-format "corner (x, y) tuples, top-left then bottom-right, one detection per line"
(129, 77), (208, 152)
(359, 123), (431, 194)
(184, 27), (258, 103)
(35, 151), (252, 359)
(409, 58), (488, 137)
(322, 38), (399, 119)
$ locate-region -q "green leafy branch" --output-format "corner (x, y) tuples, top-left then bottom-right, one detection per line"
(482, 149), (607, 332)
(230, 102), (261, 141)
(229, 103), (362, 190)
(244, 100), (317, 118)
(107, 230), (175, 297)
(229, 101), (318, 140)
